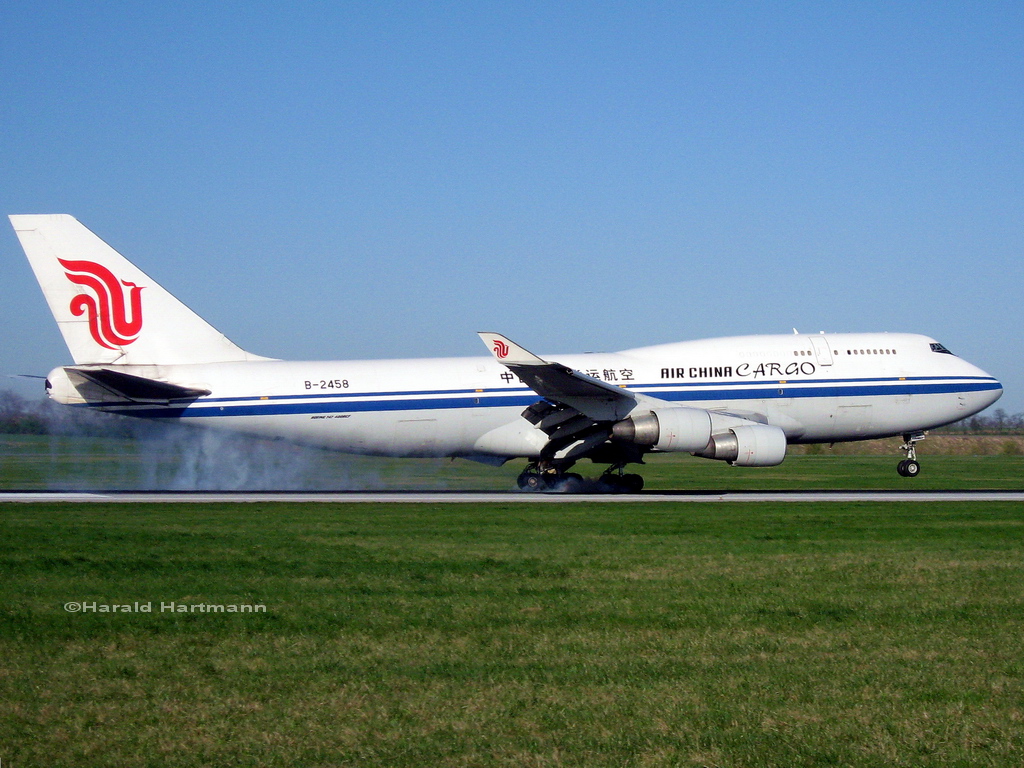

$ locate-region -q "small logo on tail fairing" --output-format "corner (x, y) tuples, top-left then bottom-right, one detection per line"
(59, 259), (144, 350)
(492, 339), (510, 359)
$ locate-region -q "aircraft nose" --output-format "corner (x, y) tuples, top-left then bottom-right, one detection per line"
(972, 365), (1003, 409)
(984, 378), (1004, 408)
(953, 355), (1003, 413)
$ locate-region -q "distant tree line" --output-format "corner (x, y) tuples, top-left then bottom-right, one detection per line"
(0, 389), (141, 438)
(933, 408), (1024, 435)
(1, 387), (1021, 438)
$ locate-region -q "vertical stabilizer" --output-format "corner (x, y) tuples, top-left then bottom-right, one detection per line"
(11, 214), (271, 365)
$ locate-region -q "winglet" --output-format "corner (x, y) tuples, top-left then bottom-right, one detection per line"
(477, 332), (547, 366)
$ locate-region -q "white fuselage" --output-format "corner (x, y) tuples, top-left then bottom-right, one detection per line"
(53, 332), (1002, 460)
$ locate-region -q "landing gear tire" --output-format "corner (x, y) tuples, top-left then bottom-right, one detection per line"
(897, 459), (921, 478)
(518, 472), (546, 491)
(600, 473), (645, 493)
(517, 469), (585, 492)
(560, 473), (585, 493)
(621, 473), (644, 492)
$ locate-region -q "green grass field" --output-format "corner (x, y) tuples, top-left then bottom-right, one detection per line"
(2, 433), (1023, 491)
(2, 498), (1024, 766)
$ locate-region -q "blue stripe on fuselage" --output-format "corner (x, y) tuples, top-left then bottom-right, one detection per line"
(85, 376), (1002, 419)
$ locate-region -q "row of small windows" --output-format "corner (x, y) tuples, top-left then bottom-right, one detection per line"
(792, 348), (898, 357)
(792, 344), (953, 357)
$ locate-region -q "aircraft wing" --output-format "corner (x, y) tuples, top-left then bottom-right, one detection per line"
(478, 332), (635, 416)
(477, 333), (642, 464)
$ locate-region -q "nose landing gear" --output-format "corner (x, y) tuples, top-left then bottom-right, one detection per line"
(897, 432), (925, 477)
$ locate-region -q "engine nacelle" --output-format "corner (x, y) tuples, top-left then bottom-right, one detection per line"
(694, 423), (787, 467)
(611, 408), (712, 452)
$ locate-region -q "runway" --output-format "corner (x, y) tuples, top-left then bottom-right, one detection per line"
(2, 490), (1023, 503)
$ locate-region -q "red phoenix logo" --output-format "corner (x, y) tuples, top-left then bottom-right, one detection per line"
(59, 259), (145, 350)
(492, 339), (510, 359)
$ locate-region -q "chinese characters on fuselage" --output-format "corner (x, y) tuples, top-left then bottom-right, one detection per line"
(501, 361), (816, 386)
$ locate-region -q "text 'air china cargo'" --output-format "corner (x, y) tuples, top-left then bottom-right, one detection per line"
(11, 214), (1003, 492)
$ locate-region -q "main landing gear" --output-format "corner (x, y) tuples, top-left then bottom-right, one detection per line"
(516, 462), (644, 493)
(599, 465), (645, 493)
(897, 432), (925, 477)
(516, 466), (583, 492)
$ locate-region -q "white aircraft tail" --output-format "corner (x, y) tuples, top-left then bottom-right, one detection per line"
(11, 214), (271, 366)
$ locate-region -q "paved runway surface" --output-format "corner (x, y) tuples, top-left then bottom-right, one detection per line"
(2, 490), (1023, 503)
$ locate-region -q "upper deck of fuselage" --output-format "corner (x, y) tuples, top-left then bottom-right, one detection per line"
(615, 332), (995, 382)
(620, 332), (933, 362)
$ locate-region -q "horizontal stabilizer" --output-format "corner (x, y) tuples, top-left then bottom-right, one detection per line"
(65, 367), (211, 404)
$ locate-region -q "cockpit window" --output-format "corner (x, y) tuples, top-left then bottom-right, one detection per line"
(930, 342), (954, 355)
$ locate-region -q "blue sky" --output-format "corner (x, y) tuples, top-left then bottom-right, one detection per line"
(2, 2), (1021, 411)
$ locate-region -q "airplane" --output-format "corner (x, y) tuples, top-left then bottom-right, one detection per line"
(11, 214), (1004, 492)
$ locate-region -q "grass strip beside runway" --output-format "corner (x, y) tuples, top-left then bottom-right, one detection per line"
(2, 500), (1023, 766)
(2, 433), (1024, 491)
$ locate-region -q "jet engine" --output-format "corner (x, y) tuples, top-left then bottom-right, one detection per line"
(611, 408), (713, 452)
(613, 409), (788, 467)
(693, 423), (788, 467)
